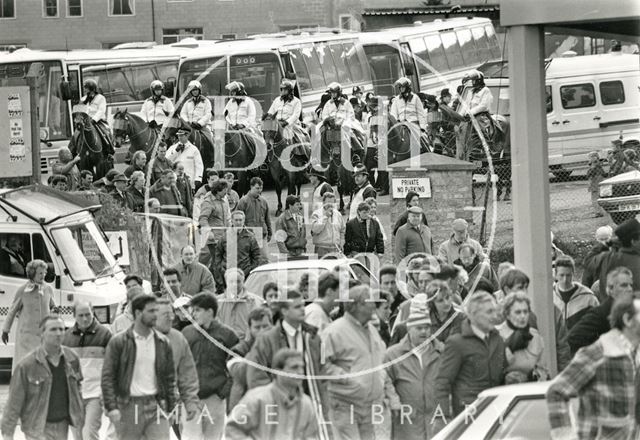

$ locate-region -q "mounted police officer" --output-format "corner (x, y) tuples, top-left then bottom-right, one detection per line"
(458, 70), (494, 129)
(266, 79), (303, 141)
(141, 80), (174, 130)
(180, 79), (213, 144)
(224, 81), (258, 133)
(80, 78), (115, 153)
(321, 82), (356, 128)
(389, 77), (427, 131)
(349, 85), (368, 123)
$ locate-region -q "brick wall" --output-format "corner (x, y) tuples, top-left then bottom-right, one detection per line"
(0, 0), (368, 49)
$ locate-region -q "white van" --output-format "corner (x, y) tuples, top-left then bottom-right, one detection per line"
(465, 53), (640, 177)
(0, 185), (126, 371)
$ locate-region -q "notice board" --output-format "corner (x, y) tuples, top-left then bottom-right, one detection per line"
(0, 85), (34, 178)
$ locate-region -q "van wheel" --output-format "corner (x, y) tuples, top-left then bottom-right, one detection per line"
(551, 168), (572, 180)
(611, 211), (637, 225)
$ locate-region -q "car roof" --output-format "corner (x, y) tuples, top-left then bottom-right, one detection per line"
(249, 258), (361, 273)
(478, 380), (551, 398)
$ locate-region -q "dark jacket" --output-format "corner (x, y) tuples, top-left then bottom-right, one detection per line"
(582, 246), (640, 298)
(182, 320), (239, 400)
(108, 188), (129, 209)
(1, 347), (84, 439)
(101, 327), (178, 413)
(237, 193), (272, 239)
(125, 186), (146, 213)
(434, 319), (507, 417)
(274, 210), (307, 256)
(246, 321), (323, 389)
(344, 216), (385, 255)
(175, 174), (193, 216)
(391, 306), (465, 345)
(394, 222), (434, 264)
(213, 228), (267, 277)
(228, 336), (256, 410)
(567, 296), (613, 355)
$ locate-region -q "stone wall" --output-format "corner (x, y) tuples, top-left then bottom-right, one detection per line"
(388, 152), (476, 253)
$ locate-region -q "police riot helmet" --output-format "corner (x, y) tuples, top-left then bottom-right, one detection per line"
(327, 82), (342, 93)
(83, 78), (98, 92)
(150, 80), (163, 92)
(188, 80), (202, 91)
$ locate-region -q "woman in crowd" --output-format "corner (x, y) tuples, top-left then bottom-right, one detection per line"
(497, 291), (548, 383)
(1, 260), (56, 371)
(126, 170), (146, 213)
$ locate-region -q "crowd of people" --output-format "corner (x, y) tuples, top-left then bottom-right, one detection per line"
(3, 210), (640, 439)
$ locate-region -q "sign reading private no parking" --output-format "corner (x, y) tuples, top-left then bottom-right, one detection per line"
(392, 177), (431, 199)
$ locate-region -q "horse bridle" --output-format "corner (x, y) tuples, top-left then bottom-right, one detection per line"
(75, 116), (102, 154)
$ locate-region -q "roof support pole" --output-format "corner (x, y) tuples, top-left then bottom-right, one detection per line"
(507, 25), (557, 375)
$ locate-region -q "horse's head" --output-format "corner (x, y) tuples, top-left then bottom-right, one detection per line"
(72, 111), (90, 131)
(261, 114), (281, 146)
(112, 108), (130, 145)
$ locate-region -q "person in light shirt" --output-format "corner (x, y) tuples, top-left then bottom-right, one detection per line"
(166, 128), (204, 189)
(389, 77), (427, 130)
(266, 79), (304, 141)
(224, 81), (258, 132)
(141, 80), (174, 130)
(180, 79), (214, 146)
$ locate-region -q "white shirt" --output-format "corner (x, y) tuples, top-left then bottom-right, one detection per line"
(389, 93), (426, 128)
(141, 96), (174, 125)
(224, 97), (257, 128)
(281, 320), (303, 353)
(461, 87), (493, 116)
(180, 97), (212, 126)
(130, 329), (158, 396)
(305, 302), (331, 331)
(321, 98), (355, 126)
(81, 94), (107, 122)
(166, 141), (204, 186)
(267, 96), (302, 126)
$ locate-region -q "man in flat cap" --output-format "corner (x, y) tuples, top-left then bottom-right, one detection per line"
(394, 205), (434, 264)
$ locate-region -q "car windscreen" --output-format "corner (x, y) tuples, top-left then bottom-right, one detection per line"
(245, 267), (329, 299)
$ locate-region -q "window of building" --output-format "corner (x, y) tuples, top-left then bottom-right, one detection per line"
(43, 0), (58, 17)
(560, 83), (596, 109)
(599, 80), (625, 105)
(0, 43), (25, 51)
(68, 0), (82, 17)
(339, 14), (356, 31)
(162, 27), (204, 44)
(221, 33), (236, 40)
(0, 0), (15, 18)
(109, 0), (134, 16)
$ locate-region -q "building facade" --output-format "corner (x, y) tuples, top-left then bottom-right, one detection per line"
(0, 0), (367, 50)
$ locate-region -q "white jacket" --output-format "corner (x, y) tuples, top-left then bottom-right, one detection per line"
(81, 94), (107, 122)
(321, 98), (355, 126)
(166, 141), (204, 186)
(267, 96), (302, 126)
(224, 97), (257, 128)
(180, 97), (212, 126)
(141, 96), (174, 125)
(461, 87), (494, 116)
(389, 93), (426, 128)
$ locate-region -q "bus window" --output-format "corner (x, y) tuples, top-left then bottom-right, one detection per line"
(0, 60), (70, 141)
(179, 56), (227, 97)
(298, 46), (325, 90)
(315, 43), (338, 85)
(408, 37), (431, 76)
(424, 34), (449, 72)
(441, 32), (465, 70)
(84, 65), (135, 103)
(133, 66), (156, 101)
(230, 53), (280, 111)
(457, 29), (480, 65)
(485, 25), (502, 59)
(329, 43), (352, 84)
(471, 26), (493, 62)
(343, 42), (368, 83)
(288, 48), (312, 92)
(362, 43), (402, 97)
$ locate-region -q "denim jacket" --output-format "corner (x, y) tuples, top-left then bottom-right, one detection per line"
(1, 346), (84, 439)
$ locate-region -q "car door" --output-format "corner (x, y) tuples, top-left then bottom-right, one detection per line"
(556, 80), (600, 159)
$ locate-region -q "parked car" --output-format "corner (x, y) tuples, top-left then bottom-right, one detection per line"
(432, 381), (573, 440)
(244, 258), (378, 299)
(598, 169), (640, 224)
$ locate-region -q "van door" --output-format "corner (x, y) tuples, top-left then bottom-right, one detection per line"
(597, 78), (639, 140)
(557, 81), (600, 164)
(0, 232), (33, 363)
(546, 84), (565, 167)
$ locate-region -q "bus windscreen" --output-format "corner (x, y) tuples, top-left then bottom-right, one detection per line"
(363, 44), (403, 98)
(0, 60), (70, 141)
(230, 53), (280, 112)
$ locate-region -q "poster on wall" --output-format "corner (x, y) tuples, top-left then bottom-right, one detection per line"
(0, 86), (33, 177)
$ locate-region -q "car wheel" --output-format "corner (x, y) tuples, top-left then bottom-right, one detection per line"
(611, 211), (637, 225)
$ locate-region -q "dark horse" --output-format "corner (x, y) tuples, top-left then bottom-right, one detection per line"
(318, 117), (365, 213)
(262, 116), (310, 215)
(69, 112), (113, 180)
(225, 126), (269, 197)
(112, 109), (170, 161)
